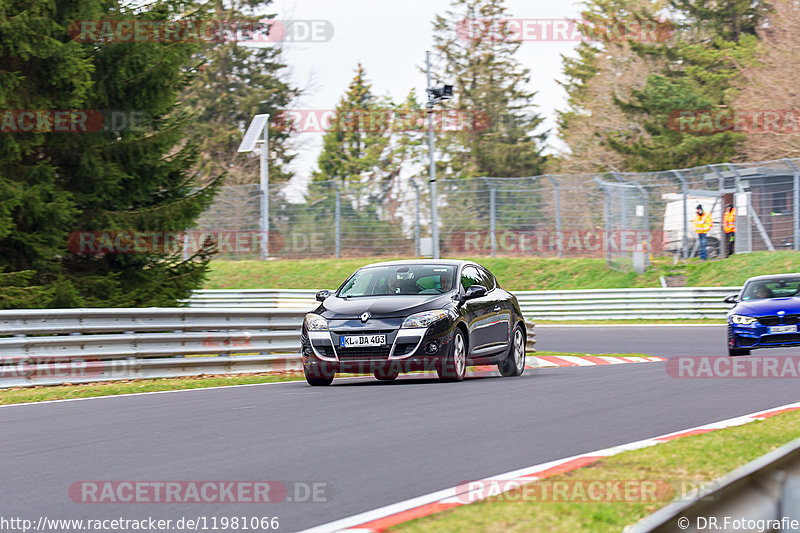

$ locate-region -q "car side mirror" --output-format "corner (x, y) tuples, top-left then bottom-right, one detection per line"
(723, 294), (738, 304)
(316, 290), (331, 302)
(462, 285), (487, 301)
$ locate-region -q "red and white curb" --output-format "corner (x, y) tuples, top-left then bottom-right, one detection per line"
(299, 400), (800, 533)
(524, 354), (665, 368)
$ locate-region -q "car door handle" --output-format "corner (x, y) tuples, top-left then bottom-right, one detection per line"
(493, 306), (501, 313)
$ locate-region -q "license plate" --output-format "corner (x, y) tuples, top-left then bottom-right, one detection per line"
(340, 334), (386, 348)
(769, 325), (797, 334)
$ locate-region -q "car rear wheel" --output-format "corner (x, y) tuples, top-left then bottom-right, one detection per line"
(728, 347), (751, 356)
(438, 329), (467, 382)
(499, 325), (525, 377)
(304, 365), (334, 386)
(374, 368), (400, 381)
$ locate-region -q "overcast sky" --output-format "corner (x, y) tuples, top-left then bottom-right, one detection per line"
(270, 0), (584, 182)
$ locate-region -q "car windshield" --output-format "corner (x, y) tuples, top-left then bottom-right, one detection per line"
(338, 264), (457, 297)
(741, 278), (800, 300)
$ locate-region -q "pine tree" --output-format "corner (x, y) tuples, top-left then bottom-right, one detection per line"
(555, 0), (663, 173)
(431, 0), (546, 179)
(0, 0), (221, 308)
(606, 0), (767, 170)
(182, 0), (299, 186)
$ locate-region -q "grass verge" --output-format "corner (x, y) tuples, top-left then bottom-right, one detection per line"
(204, 251), (800, 291)
(0, 351), (653, 406)
(390, 409), (800, 533)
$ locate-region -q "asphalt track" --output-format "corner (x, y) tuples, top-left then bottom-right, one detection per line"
(2, 325), (800, 532)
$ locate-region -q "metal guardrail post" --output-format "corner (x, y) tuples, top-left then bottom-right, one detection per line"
(410, 177), (421, 256)
(331, 181), (341, 258)
(784, 159), (800, 251)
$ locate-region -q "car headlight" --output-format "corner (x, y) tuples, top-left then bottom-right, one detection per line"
(730, 314), (758, 325)
(402, 310), (450, 329)
(305, 313), (328, 331)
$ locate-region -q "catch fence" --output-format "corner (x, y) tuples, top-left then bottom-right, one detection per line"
(191, 158), (800, 268)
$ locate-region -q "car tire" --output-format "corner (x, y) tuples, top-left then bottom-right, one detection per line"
(499, 325), (526, 377)
(374, 368), (400, 381)
(728, 347), (751, 357)
(438, 329), (467, 382)
(304, 365), (334, 386)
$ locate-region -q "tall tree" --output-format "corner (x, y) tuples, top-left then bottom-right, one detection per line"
(732, 0), (800, 161)
(431, 0), (547, 178)
(555, 0), (664, 173)
(314, 64), (394, 205)
(182, 0), (299, 186)
(606, 0), (767, 170)
(0, 0), (220, 308)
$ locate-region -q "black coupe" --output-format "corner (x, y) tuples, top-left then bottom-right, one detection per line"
(300, 260), (527, 385)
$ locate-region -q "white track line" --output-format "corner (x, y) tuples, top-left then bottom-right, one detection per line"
(300, 400), (800, 533)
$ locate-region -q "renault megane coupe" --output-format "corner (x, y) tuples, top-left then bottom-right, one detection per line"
(726, 273), (800, 356)
(300, 260), (527, 385)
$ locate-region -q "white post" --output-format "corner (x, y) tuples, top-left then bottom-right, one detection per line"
(260, 121), (269, 260)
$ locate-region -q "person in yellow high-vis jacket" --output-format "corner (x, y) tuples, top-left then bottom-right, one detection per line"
(692, 204), (713, 260)
(723, 204), (736, 257)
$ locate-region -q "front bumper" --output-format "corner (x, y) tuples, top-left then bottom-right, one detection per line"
(728, 323), (800, 350)
(301, 318), (454, 374)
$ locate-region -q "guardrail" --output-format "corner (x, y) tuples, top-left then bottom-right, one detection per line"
(627, 435), (800, 532)
(189, 287), (740, 320)
(0, 308), (306, 388)
(0, 307), (536, 388)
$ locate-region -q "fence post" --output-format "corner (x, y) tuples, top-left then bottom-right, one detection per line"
(784, 159), (800, 251)
(331, 181), (341, 258)
(594, 178), (612, 267)
(483, 178), (497, 257)
(669, 170), (689, 259)
(410, 177), (421, 257)
(543, 175), (562, 258)
(727, 164), (775, 252)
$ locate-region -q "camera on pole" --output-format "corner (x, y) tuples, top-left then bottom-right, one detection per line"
(426, 85), (453, 108)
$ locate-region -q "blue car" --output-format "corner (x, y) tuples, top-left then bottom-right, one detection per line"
(726, 274), (800, 356)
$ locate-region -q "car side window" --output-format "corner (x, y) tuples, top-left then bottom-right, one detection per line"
(478, 267), (496, 290)
(461, 266), (482, 291)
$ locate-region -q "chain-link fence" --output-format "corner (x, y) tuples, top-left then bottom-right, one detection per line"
(190, 157), (800, 268)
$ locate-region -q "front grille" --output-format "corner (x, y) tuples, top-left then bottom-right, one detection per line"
(319, 346), (336, 358)
(784, 315), (800, 325)
(757, 316), (781, 326)
(333, 329), (393, 335)
(736, 336), (758, 347)
(337, 346), (392, 359)
(760, 333), (800, 344)
(393, 343), (417, 357)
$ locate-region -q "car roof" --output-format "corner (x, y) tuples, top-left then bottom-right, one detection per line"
(744, 273), (800, 283)
(359, 259), (476, 268)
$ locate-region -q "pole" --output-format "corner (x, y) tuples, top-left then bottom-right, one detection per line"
(332, 181), (341, 258)
(784, 160), (800, 251)
(426, 51), (440, 259)
(410, 177), (421, 256)
(485, 179), (496, 257)
(259, 121), (269, 260)
(670, 170), (689, 259)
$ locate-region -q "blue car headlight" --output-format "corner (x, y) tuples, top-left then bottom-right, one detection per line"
(402, 310), (450, 329)
(730, 314), (758, 325)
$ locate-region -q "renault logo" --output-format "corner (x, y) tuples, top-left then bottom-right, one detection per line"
(360, 312), (370, 323)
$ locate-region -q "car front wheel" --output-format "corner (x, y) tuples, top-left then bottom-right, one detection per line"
(438, 329), (467, 382)
(728, 347), (751, 356)
(499, 325), (525, 377)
